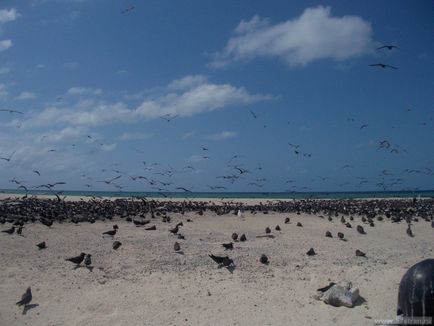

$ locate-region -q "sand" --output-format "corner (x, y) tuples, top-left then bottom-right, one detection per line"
(0, 198), (432, 326)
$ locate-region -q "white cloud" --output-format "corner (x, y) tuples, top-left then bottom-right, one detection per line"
(211, 6), (374, 68)
(15, 91), (36, 100)
(0, 40), (12, 52)
(21, 75), (273, 128)
(207, 131), (237, 140)
(67, 86), (103, 96)
(135, 75), (273, 118)
(0, 9), (18, 25)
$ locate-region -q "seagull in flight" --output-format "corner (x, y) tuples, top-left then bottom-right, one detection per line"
(0, 109), (23, 114)
(121, 5), (135, 14)
(377, 45), (399, 50)
(369, 63), (398, 69)
(160, 114), (178, 122)
(98, 175), (122, 185)
(0, 151), (16, 162)
(248, 109), (257, 119)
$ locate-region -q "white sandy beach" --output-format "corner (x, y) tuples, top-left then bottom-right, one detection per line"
(0, 197), (432, 326)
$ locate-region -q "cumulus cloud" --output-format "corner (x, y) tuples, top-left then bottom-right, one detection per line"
(206, 131), (237, 140)
(15, 91), (37, 100)
(21, 75), (273, 128)
(135, 75), (273, 118)
(0, 40), (12, 52)
(211, 6), (374, 68)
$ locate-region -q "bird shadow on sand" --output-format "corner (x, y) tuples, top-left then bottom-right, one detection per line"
(22, 303), (39, 315)
(175, 251), (184, 255)
(86, 266), (94, 272)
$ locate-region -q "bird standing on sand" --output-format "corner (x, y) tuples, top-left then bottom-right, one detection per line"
(231, 233), (238, 241)
(174, 242), (181, 252)
(284, 217), (290, 224)
(259, 254), (269, 264)
(406, 225), (414, 237)
(239, 234), (247, 242)
(275, 225), (281, 231)
(103, 229), (116, 236)
(297, 222), (303, 227)
(265, 227), (271, 234)
(356, 225), (366, 234)
(306, 248), (316, 256)
(222, 242), (233, 250)
(112, 241), (122, 250)
(65, 253), (86, 266)
(355, 249), (366, 257)
(209, 254), (234, 267)
(325, 231), (332, 238)
(84, 254), (92, 267)
(16, 287), (32, 306)
(36, 241), (46, 249)
(337, 232), (345, 240)
(2, 226), (15, 234)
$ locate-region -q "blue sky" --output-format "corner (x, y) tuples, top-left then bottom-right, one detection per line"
(0, 0), (433, 193)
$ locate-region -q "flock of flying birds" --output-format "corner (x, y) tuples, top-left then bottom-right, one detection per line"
(0, 6), (432, 195)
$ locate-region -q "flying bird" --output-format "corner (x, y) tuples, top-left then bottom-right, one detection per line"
(0, 109), (24, 114)
(159, 114), (178, 122)
(121, 5), (135, 14)
(0, 151), (16, 162)
(369, 63), (398, 69)
(377, 45), (399, 50)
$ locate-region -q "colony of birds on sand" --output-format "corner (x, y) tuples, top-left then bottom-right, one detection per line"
(2, 195), (434, 304)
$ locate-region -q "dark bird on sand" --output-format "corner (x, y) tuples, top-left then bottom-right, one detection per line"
(40, 218), (53, 227)
(2, 226), (15, 234)
(259, 254), (269, 264)
(432, 221), (434, 228)
(345, 222), (352, 228)
(340, 216), (346, 224)
(275, 225), (281, 231)
(296, 222), (303, 227)
(265, 227), (271, 234)
(177, 234), (185, 240)
(174, 242), (181, 252)
(169, 224), (180, 234)
(145, 225), (156, 230)
(209, 254), (234, 267)
(16, 287), (32, 306)
(17, 226), (23, 235)
(65, 253), (86, 266)
(112, 241), (122, 250)
(317, 282), (336, 293)
(337, 232), (345, 240)
(284, 217), (290, 224)
(36, 241), (46, 249)
(355, 249), (366, 257)
(406, 225), (414, 237)
(222, 242), (233, 250)
(306, 248), (316, 256)
(103, 229), (116, 236)
(239, 234), (247, 242)
(356, 225), (366, 234)
(328, 216), (333, 222)
(84, 254), (92, 267)
(231, 233), (238, 241)
(325, 231), (332, 238)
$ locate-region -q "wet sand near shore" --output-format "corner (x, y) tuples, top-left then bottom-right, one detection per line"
(0, 198), (433, 326)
